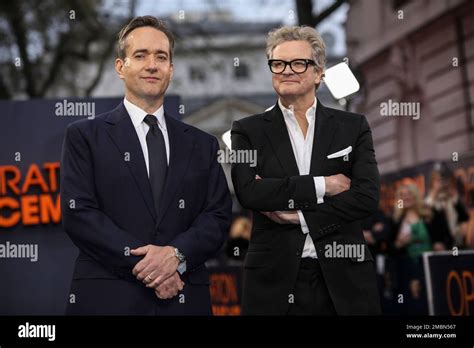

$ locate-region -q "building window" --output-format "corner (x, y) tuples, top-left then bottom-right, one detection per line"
(392, 0), (412, 10)
(189, 66), (206, 82)
(234, 63), (249, 79)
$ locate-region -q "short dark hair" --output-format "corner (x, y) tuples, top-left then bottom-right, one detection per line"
(117, 16), (175, 61)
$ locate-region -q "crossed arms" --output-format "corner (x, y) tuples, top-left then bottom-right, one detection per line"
(231, 115), (380, 239)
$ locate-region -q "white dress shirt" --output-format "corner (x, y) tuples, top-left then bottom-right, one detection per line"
(123, 98), (170, 177)
(278, 98), (325, 259)
(123, 98), (188, 274)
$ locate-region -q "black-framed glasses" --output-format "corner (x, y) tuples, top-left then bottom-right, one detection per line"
(268, 59), (316, 74)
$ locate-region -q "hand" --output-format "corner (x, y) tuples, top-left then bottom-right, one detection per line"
(363, 230), (376, 245)
(372, 222), (384, 233)
(324, 174), (351, 196)
(395, 225), (412, 248)
(131, 245), (179, 287)
(154, 272), (185, 300)
(429, 179), (442, 197)
(261, 210), (300, 224)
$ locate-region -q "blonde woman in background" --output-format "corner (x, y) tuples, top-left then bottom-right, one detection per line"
(391, 183), (433, 258)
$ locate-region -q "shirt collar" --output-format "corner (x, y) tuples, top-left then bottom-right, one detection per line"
(123, 97), (166, 130)
(278, 97), (317, 120)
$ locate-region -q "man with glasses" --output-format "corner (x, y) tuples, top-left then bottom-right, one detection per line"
(231, 26), (381, 315)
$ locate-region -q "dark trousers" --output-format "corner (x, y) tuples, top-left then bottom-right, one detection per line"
(287, 258), (337, 315)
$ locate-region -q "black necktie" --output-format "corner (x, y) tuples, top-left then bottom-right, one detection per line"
(143, 114), (168, 217)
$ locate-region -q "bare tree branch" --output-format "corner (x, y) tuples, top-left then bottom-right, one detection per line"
(4, 1), (37, 96)
(297, 0), (346, 27)
(0, 0), (136, 98)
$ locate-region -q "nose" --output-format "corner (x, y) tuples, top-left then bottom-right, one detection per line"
(281, 63), (293, 75)
(145, 56), (159, 71)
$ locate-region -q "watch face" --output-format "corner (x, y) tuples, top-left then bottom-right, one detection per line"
(175, 248), (185, 261)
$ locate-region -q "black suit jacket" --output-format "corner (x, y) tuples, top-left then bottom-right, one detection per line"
(231, 100), (381, 315)
(60, 102), (232, 315)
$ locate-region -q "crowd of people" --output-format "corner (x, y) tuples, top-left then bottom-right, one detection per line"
(365, 169), (471, 314)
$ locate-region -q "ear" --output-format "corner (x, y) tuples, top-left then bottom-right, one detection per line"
(314, 69), (324, 85)
(169, 62), (174, 81)
(115, 58), (125, 80)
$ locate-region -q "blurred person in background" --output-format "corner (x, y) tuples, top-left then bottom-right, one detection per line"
(362, 209), (390, 257)
(388, 183), (440, 315)
(362, 209), (391, 311)
(390, 184), (434, 258)
(225, 216), (252, 262)
(425, 169), (470, 250)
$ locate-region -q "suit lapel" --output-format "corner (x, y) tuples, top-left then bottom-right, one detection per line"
(105, 103), (156, 220)
(263, 104), (300, 177)
(155, 114), (195, 227)
(309, 101), (338, 176)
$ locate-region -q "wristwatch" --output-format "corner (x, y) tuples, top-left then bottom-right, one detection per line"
(174, 248), (186, 274)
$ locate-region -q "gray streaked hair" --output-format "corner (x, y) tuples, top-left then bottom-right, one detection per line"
(266, 25), (326, 72)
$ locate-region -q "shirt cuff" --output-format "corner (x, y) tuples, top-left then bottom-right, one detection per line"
(177, 261), (187, 274)
(314, 176), (325, 204)
(297, 210), (310, 234)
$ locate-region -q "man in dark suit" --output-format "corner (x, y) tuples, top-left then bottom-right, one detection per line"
(60, 16), (231, 315)
(231, 26), (381, 315)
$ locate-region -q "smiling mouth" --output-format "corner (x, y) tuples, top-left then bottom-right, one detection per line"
(142, 77), (160, 81)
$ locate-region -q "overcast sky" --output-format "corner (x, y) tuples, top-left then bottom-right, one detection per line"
(106, 0), (346, 24)
(135, 0), (298, 23)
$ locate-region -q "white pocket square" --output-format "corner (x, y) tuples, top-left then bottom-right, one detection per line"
(327, 146), (352, 159)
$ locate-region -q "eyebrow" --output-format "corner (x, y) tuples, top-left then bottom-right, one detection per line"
(132, 49), (169, 57)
